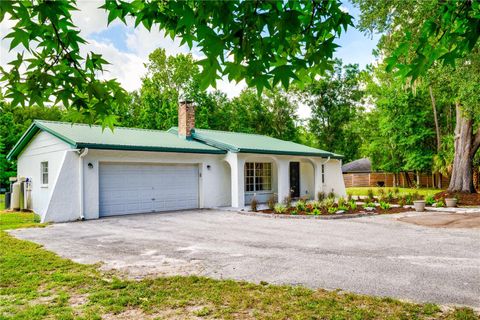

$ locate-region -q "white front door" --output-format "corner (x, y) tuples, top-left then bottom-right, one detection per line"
(99, 163), (199, 217)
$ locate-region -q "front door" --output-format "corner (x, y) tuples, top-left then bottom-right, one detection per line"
(289, 162), (300, 198)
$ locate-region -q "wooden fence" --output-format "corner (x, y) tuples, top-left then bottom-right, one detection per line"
(343, 172), (450, 188)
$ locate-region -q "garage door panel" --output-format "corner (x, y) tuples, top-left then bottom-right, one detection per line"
(99, 163), (199, 217)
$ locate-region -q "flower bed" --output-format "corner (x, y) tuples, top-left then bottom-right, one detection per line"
(257, 205), (412, 216)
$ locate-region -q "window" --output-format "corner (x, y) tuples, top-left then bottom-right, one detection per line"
(245, 162), (272, 192)
(321, 164), (325, 184)
(41, 161), (48, 186)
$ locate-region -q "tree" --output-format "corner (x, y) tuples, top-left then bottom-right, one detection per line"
(355, 0), (480, 192)
(302, 60), (364, 162)
(0, 0), (352, 127)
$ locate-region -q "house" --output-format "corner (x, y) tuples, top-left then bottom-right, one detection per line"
(342, 157), (449, 188)
(7, 101), (346, 222)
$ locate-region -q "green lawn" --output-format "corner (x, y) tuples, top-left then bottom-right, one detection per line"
(346, 187), (441, 198)
(0, 194), (4, 210)
(0, 212), (477, 320)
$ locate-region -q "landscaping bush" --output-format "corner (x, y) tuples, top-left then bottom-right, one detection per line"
(349, 200), (357, 210)
(398, 197), (406, 206)
(283, 195), (292, 208)
(405, 194), (413, 205)
(364, 201), (375, 209)
(367, 188), (375, 201)
(337, 197), (346, 207)
(296, 200), (306, 212)
(327, 189), (336, 199)
(291, 209), (298, 215)
(386, 190), (394, 202)
(317, 191), (326, 201)
(425, 195), (435, 206)
(327, 206), (337, 214)
(379, 202), (391, 210)
(347, 192), (352, 202)
(267, 194), (277, 210)
(250, 196), (258, 212)
(312, 208), (321, 215)
(274, 203), (287, 214)
(324, 198), (335, 208)
(436, 199), (445, 207)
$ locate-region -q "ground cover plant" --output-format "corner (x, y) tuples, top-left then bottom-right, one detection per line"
(1, 211), (478, 319)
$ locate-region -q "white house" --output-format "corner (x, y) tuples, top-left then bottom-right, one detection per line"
(7, 101), (346, 222)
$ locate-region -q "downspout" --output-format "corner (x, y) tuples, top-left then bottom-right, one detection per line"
(78, 148), (89, 220)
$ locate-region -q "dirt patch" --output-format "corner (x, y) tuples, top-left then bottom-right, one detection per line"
(398, 213), (480, 229)
(102, 307), (206, 320)
(434, 191), (480, 206)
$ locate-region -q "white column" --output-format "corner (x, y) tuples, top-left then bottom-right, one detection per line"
(276, 159), (290, 203)
(225, 152), (245, 208)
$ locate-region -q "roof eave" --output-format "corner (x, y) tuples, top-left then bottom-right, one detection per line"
(77, 143), (227, 154)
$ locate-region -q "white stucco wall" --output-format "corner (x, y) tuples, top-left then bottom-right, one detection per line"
(82, 149), (231, 219)
(323, 159), (346, 197)
(16, 131), (73, 221)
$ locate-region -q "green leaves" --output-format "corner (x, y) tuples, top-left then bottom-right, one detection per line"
(0, 1), (127, 126)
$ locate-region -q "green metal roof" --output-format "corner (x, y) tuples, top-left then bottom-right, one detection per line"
(7, 120), (225, 160)
(8, 120), (343, 160)
(169, 127), (343, 159)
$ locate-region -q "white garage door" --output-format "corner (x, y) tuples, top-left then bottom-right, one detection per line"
(99, 163), (199, 217)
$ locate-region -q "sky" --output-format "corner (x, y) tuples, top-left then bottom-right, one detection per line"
(0, 0), (380, 118)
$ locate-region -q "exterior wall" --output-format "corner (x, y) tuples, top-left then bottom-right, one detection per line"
(16, 131), (73, 221)
(343, 172), (450, 188)
(321, 158), (346, 197)
(299, 162), (315, 200)
(82, 149), (231, 220)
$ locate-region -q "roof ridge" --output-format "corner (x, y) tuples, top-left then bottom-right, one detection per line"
(194, 127), (277, 138)
(35, 119), (170, 134)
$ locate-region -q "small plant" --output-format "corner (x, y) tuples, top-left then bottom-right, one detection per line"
(405, 194), (413, 205)
(393, 187), (400, 196)
(312, 208), (321, 215)
(317, 191), (326, 201)
(379, 201), (391, 210)
(274, 203), (287, 214)
(349, 200), (357, 210)
(398, 197), (406, 206)
(283, 195), (292, 208)
(327, 189), (336, 199)
(425, 195), (435, 206)
(250, 196), (258, 212)
(367, 188), (374, 201)
(337, 197), (346, 207)
(338, 205), (349, 211)
(267, 194), (277, 210)
(386, 191), (394, 202)
(296, 200), (306, 212)
(305, 203), (314, 213)
(412, 191), (421, 201)
(364, 201), (375, 209)
(377, 188), (385, 197)
(347, 192), (352, 202)
(324, 197), (335, 208)
(291, 209), (298, 215)
(436, 199), (445, 207)
(327, 206), (337, 214)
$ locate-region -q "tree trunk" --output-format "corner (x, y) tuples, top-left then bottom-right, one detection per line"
(429, 85), (442, 189)
(448, 102), (480, 193)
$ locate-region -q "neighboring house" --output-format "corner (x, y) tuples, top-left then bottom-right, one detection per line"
(342, 157), (449, 188)
(7, 101), (345, 222)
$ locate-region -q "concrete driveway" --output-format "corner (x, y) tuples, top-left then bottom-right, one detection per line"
(10, 210), (480, 308)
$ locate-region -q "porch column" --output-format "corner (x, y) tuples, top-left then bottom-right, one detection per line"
(225, 152), (245, 208)
(277, 159), (290, 203)
(313, 161), (323, 199)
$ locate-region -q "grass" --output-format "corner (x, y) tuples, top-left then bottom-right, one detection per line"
(347, 187), (441, 198)
(0, 212), (478, 319)
(0, 193), (4, 210)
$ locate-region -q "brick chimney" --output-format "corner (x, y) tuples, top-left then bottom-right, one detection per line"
(178, 100), (195, 138)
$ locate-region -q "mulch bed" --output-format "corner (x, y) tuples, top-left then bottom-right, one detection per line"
(434, 191), (480, 206)
(257, 206), (412, 216)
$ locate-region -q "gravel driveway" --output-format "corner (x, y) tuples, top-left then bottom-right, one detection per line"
(9, 210), (480, 308)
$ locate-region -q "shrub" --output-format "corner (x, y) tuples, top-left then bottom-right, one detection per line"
(337, 197), (346, 207)
(283, 195), (292, 208)
(274, 203), (287, 214)
(405, 194), (413, 205)
(327, 189), (336, 199)
(267, 194), (277, 210)
(349, 200), (357, 210)
(305, 203), (314, 213)
(386, 191), (394, 202)
(425, 195), (435, 206)
(250, 196), (258, 212)
(291, 209), (298, 215)
(312, 208), (321, 215)
(328, 206), (337, 214)
(324, 197), (335, 208)
(296, 200), (306, 212)
(317, 191), (326, 201)
(436, 199), (445, 207)
(364, 201), (375, 209)
(347, 192), (352, 202)
(367, 188), (374, 201)
(379, 202), (390, 210)
(338, 205), (349, 211)
(393, 187), (400, 196)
